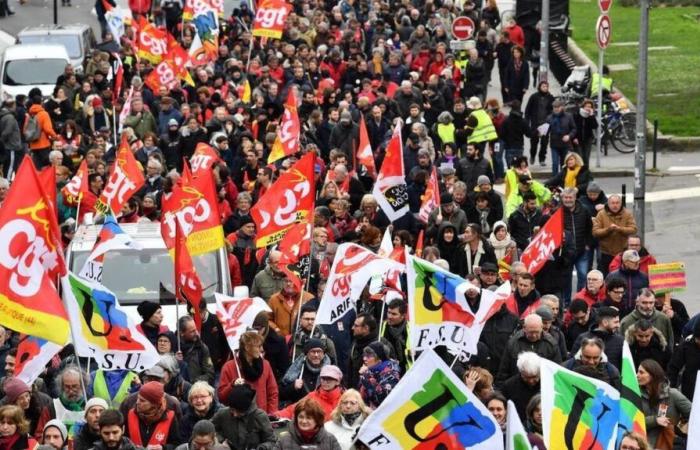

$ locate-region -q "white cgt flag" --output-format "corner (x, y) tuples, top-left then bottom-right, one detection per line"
(215, 292), (271, 351)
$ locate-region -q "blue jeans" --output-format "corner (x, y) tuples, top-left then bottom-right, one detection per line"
(505, 148), (524, 168)
(551, 147), (566, 175)
(575, 250), (592, 291)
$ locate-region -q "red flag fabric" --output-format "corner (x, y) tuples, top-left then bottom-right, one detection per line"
(357, 116), (376, 179)
(190, 143), (220, 176)
(112, 53), (124, 102)
(38, 167), (57, 217)
(161, 168), (224, 256)
(135, 17), (169, 64)
(252, 0), (291, 39)
(175, 220), (203, 331)
(372, 123), (408, 221)
(0, 158), (69, 344)
(519, 207), (564, 275)
(61, 159), (89, 206)
(267, 89), (300, 164)
(415, 229), (424, 257)
(418, 166), (440, 223)
(96, 135), (145, 215)
(277, 219), (312, 292)
(251, 153), (316, 248)
(145, 60), (180, 93)
(505, 294), (542, 319)
(498, 248), (514, 281)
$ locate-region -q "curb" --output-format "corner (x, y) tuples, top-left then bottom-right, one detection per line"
(566, 38), (700, 152)
(530, 168), (634, 179)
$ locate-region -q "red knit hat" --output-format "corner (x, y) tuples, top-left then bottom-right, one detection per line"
(138, 381), (164, 405)
(3, 378), (31, 403)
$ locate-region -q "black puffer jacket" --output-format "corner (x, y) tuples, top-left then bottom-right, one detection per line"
(668, 336), (700, 399)
(561, 203), (593, 255)
(571, 326), (624, 370)
(508, 205), (543, 250)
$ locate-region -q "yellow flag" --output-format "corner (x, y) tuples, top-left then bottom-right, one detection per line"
(242, 79), (251, 103)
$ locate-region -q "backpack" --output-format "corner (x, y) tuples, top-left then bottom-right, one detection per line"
(24, 114), (41, 142)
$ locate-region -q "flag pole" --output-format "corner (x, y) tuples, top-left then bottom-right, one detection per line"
(245, 35), (255, 73)
(174, 223), (181, 353)
(291, 231), (314, 366)
(377, 294), (386, 343)
(449, 352), (461, 371)
(112, 105), (118, 147)
(62, 287), (90, 403)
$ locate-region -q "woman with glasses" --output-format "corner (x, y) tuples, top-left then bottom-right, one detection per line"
(180, 382), (220, 443)
(358, 342), (401, 409)
(274, 365), (344, 423)
(275, 398), (341, 450)
(324, 390), (370, 450)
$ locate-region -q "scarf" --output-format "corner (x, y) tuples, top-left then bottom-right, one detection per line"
(295, 424), (318, 444)
(465, 240), (485, 274)
(342, 411), (362, 425)
(564, 166), (580, 188)
(239, 355), (264, 381)
(0, 434), (19, 450)
(60, 393), (86, 411)
(138, 400), (166, 423)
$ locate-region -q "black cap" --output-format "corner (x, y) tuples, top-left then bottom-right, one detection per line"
(518, 174), (532, 184)
(303, 338), (325, 354)
(441, 193), (454, 205)
(481, 262), (498, 273)
(227, 383), (256, 412)
(137, 301), (160, 322)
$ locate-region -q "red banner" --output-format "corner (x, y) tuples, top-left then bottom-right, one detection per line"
(520, 207), (564, 275)
(145, 60), (180, 93)
(267, 89), (300, 164)
(61, 159), (89, 205)
(135, 17), (169, 64)
(418, 166), (440, 223)
(251, 152), (315, 247)
(174, 220), (203, 331)
(277, 219), (312, 291)
(357, 115), (376, 179)
(38, 166), (57, 217)
(252, 0), (291, 39)
(0, 158), (69, 344)
(190, 143), (220, 176)
(97, 135), (145, 215)
(161, 168), (224, 256)
(371, 123), (408, 221)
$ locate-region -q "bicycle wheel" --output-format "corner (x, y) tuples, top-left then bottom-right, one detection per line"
(611, 114), (636, 153)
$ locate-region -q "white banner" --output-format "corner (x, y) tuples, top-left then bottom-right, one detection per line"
(214, 292), (271, 351)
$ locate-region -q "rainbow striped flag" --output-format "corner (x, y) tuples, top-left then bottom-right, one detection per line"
(648, 262), (686, 294)
(541, 359), (620, 450)
(617, 342), (646, 444)
(356, 349), (502, 449)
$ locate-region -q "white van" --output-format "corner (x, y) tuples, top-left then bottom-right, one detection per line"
(0, 44), (70, 100)
(66, 222), (232, 330)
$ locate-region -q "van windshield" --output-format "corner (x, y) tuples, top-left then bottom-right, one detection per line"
(70, 248), (222, 305)
(19, 35), (81, 59)
(3, 59), (68, 86)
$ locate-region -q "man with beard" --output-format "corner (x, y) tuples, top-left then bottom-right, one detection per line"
(74, 398), (108, 450)
(49, 366), (87, 437)
(289, 304), (337, 364)
(177, 316), (215, 385)
(620, 288), (674, 345)
(124, 382), (180, 448)
(381, 299), (409, 374)
(563, 337), (620, 389)
(90, 410), (139, 450)
(572, 306), (623, 370)
(279, 339), (332, 404)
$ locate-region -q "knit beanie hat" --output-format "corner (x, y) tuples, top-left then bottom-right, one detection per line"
(43, 419), (68, 442)
(192, 420), (216, 437)
(303, 338), (325, 354)
(137, 301), (160, 322)
(227, 383), (256, 412)
(84, 398), (109, 416)
(3, 378), (31, 403)
(363, 342), (388, 361)
(139, 381), (165, 405)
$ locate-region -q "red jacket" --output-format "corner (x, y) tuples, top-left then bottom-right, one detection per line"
(608, 251), (657, 275)
(505, 24), (526, 48)
(564, 287), (607, 325)
(218, 357), (279, 413)
(274, 387), (342, 422)
(227, 253), (242, 287)
(78, 190), (99, 223)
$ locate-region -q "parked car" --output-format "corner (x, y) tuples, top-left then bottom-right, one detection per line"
(16, 24), (97, 72)
(0, 44), (70, 99)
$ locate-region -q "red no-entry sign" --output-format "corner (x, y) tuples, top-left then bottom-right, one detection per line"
(599, 0), (613, 13)
(452, 16), (475, 40)
(596, 14), (612, 49)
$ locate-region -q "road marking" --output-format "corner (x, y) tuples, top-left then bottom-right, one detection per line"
(624, 186), (700, 203)
(648, 46), (676, 51)
(610, 42), (639, 46)
(668, 166), (700, 172)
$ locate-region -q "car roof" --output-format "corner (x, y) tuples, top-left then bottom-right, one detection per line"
(70, 222), (166, 252)
(18, 24), (91, 35)
(2, 44), (70, 60)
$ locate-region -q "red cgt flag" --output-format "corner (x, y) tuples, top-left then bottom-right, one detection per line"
(277, 218), (312, 292)
(251, 152), (315, 248)
(418, 166), (440, 223)
(38, 166), (58, 218)
(96, 135), (145, 216)
(252, 0), (291, 39)
(0, 158), (69, 344)
(357, 116), (376, 179)
(190, 143), (221, 176)
(61, 159), (89, 206)
(519, 207), (564, 276)
(267, 89), (300, 164)
(174, 219), (203, 331)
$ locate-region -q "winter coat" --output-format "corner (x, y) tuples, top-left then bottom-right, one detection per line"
(546, 111), (577, 150)
(592, 206), (637, 255)
(231, 231), (258, 287)
(90, 437), (142, 450)
(275, 387), (343, 423)
(504, 182), (552, 217)
(571, 326), (624, 370)
(426, 206), (468, 243)
(536, 229), (576, 296)
(26, 104), (57, 150)
(464, 239), (498, 276)
(668, 336), (700, 399)
(500, 374), (540, 422)
(607, 267), (649, 313)
(608, 247), (657, 275)
(620, 309), (674, 348)
(562, 355), (621, 390)
(324, 415), (365, 450)
(488, 220), (516, 260)
(0, 108), (23, 153)
(501, 109), (532, 149)
(217, 357), (279, 414)
(250, 266), (287, 302)
(504, 60), (530, 99)
(560, 203), (593, 255)
(640, 382), (691, 447)
(497, 330), (562, 383)
(264, 328), (292, 381)
(625, 324), (672, 369)
(328, 122), (359, 165)
(480, 305), (520, 375)
(179, 402), (220, 443)
(123, 110), (157, 140)
(73, 425), (101, 450)
(545, 165), (593, 194)
(456, 156), (494, 192)
(274, 426), (342, 450)
(508, 205), (543, 250)
(211, 405), (276, 450)
(179, 337), (215, 385)
(359, 359), (401, 408)
(279, 355), (330, 403)
(525, 90), (555, 128)
(347, 334), (395, 390)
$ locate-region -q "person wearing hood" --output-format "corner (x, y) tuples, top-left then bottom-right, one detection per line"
(488, 221), (516, 261)
(41, 420), (68, 450)
(135, 302), (170, 347)
(324, 389), (371, 450)
(26, 92), (58, 170)
(358, 342), (401, 409)
(500, 100), (532, 166)
(280, 339), (332, 405)
(620, 289), (674, 346)
(275, 365), (344, 423)
(625, 319), (672, 370)
(73, 398), (108, 450)
(436, 222), (467, 276)
(179, 382), (220, 443)
(426, 193), (468, 244)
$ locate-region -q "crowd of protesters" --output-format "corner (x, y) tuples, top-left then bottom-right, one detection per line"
(0, 0), (691, 448)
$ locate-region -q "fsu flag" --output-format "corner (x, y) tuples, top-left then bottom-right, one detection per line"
(251, 152), (315, 248)
(61, 159), (89, 205)
(277, 219), (312, 292)
(96, 135), (145, 216)
(357, 116), (376, 179)
(134, 17), (168, 64)
(174, 220), (204, 331)
(418, 166), (440, 223)
(267, 89), (301, 164)
(252, 0), (291, 39)
(161, 168), (224, 256)
(520, 207), (564, 276)
(0, 158), (69, 344)
(372, 123), (408, 222)
(190, 143), (220, 176)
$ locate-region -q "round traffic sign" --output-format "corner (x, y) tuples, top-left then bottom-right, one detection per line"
(598, 0), (612, 13)
(596, 14), (612, 49)
(452, 16), (475, 40)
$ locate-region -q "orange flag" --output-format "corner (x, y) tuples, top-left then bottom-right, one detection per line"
(357, 115), (376, 179)
(96, 135), (145, 215)
(0, 158), (69, 344)
(61, 159), (89, 206)
(267, 89), (300, 164)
